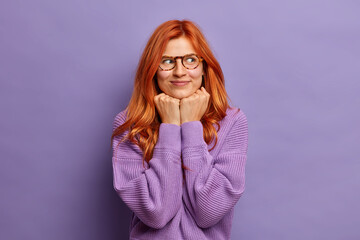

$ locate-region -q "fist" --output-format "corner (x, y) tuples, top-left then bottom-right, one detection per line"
(154, 93), (181, 126)
(180, 87), (210, 124)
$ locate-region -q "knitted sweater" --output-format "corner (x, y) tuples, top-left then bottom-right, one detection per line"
(112, 107), (248, 240)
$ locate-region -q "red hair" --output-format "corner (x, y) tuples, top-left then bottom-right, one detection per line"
(111, 19), (229, 171)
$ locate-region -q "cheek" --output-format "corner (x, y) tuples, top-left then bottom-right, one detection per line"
(156, 71), (170, 82)
(188, 67), (203, 79)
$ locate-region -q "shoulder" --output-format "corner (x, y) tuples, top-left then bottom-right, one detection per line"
(219, 106), (248, 129)
(218, 106), (248, 155)
(209, 106), (248, 156)
(112, 108), (143, 157)
(112, 109), (128, 131)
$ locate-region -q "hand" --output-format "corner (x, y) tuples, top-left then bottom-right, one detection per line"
(180, 87), (210, 124)
(154, 93), (181, 126)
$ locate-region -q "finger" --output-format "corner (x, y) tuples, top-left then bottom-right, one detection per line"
(201, 87), (210, 97)
(160, 94), (170, 100)
(167, 95), (177, 100)
(154, 93), (166, 100)
(196, 89), (205, 97)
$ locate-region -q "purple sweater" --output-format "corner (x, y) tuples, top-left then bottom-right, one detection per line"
(112, 107), (248, 240)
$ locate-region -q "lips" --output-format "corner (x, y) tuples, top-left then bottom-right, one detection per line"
(170, 81), (190, 86)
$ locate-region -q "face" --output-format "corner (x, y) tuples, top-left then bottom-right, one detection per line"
(156, 36), (204, 99)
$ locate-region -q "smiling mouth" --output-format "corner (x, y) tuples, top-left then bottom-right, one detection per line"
(171, 81), (190, 86)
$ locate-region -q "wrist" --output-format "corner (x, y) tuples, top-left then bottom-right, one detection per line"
(163, 119), (180, 126)
(180, 117), (200, 125)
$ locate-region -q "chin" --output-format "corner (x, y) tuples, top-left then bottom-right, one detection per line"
(170, 91), (192, 99)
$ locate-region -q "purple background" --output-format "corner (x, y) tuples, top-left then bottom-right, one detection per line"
(1, 0), (359, 239)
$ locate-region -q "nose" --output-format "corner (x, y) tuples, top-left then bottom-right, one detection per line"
(173, 59), (187, 77)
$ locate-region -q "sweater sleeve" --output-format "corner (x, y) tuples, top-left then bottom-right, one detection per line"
(181, 110), (248, 228)
(112, 111), (182, 229)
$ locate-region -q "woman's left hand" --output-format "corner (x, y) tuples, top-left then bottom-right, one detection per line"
(180, 87), (210, 124)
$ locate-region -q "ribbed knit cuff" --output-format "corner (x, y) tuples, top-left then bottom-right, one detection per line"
(155, 123), (181, 152)
(181, 121), (206, 149)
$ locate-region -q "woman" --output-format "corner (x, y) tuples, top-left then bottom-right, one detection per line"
(111, 19), (248, 240)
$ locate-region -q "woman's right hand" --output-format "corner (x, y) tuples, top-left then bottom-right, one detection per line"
(154, 93), (181, 126)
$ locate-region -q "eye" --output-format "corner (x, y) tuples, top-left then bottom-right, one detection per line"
(161, 58), (174, 64)
(184, 55), (198, 64)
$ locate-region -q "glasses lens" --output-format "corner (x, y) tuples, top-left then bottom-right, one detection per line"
(159, 57), (174, 70)
(183, 55), (199, 69)
(159, 55), (200, 70)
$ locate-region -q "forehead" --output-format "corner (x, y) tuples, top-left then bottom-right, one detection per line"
(162, 36), (196, 56)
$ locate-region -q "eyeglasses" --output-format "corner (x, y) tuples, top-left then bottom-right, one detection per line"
(159, 54), (203, 71)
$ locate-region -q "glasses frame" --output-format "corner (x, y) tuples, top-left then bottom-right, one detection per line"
(158, 54), (204, 71)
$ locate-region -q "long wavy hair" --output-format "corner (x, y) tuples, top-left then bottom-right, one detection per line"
(111, 19), (229, 172)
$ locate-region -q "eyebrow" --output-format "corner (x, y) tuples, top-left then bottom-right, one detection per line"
(161, 53), (197, 57)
